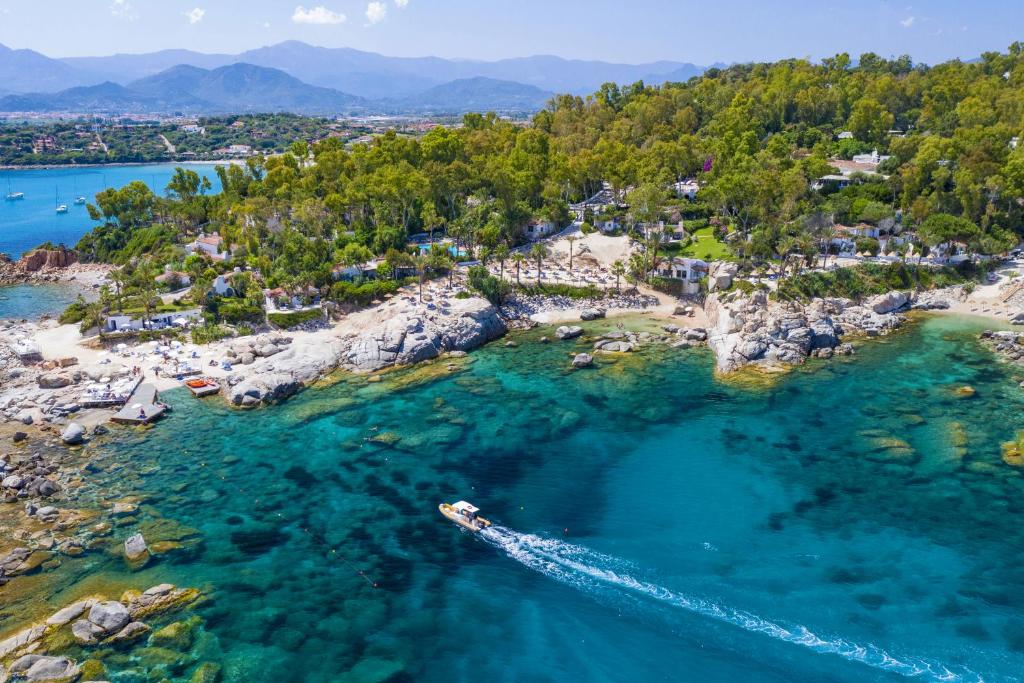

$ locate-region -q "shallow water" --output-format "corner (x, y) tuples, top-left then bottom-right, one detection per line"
(10, 314), (1024, 682)
(0, 282), (93, 320)
(0, 163), (222, 257)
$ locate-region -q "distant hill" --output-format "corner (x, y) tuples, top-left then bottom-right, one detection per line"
(0, 40), (710, 100)
(387, 77), (553, 114)
(61, 49), (235, 84)
(0, 63), (364, 115)
(0, 41), (714, 114)
(0, 43), (98, 94)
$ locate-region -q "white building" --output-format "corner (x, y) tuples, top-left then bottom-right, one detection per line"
(185, 234), (232, 262)
(104, 309), (202, 332)
(672, 179), (700, 200)
(525, 219), (556, 240)
(651, 257), (709, 294)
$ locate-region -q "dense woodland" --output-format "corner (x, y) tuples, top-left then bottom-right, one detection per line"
(69, 45), (1024, 317)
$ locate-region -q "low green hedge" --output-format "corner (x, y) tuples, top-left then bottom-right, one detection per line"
(268, 308), (324, 329)
(516, 282), (606, 299)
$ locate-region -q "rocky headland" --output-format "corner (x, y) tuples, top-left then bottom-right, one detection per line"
(224, 296), (507, 407)
(703, 287), (964, 374)
(0, 248), (108, 287)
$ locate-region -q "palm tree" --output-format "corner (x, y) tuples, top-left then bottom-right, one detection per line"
(612, 260), (626, 293)
(495, 243), (510, 281)
(512, 252), (525, 286)
(530, 243), (549, 284)
(414, 253), (430, 301)
(566, 235), (576, 272)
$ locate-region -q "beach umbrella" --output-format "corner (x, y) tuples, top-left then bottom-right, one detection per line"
(170, 340), (182, 348)
(100, 376), (111, 383)
(132, 403), (143, 409)
(149, 340), (160, 346)
(116, 343), (128, 350)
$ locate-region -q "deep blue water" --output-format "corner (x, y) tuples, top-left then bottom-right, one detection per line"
(0, 163), (223, 257)
(7, 314), (1024, 682)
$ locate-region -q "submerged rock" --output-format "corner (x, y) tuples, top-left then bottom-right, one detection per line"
(571, 353), (594, 368)
(555, 325), (583, 340)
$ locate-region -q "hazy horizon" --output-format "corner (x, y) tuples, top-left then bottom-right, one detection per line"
(0, 0), (1021, 65)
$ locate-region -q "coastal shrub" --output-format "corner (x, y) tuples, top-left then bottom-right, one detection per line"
(649, 276), (688, 297)
(191, 324), (232, 345)
(776, 262), (986, 302)
(268, 308), (324, 329)
(454, 291), (472, 299)
(855, 237), (881, 256)
(516, 282), (606, 299)
(467, 265), (510, 304)
(327, 280), (400, 306)
(218, 300), (265, 325)
(580, 222), (596, 235)
(59, 297), (90, 325)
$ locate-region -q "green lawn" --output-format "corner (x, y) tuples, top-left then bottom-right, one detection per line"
(678, 227), (733, 261)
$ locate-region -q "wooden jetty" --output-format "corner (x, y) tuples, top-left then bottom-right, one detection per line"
(184, 377), (221, 398)
(110, 383), (168, 425)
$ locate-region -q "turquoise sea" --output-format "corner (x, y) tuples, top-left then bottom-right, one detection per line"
(7, 314), (1024, 682)
(0, 282), (93, 320)
(0, 163), (223, 258)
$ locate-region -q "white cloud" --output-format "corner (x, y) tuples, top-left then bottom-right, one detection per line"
(366, 1), (387, 24)
(292, 5), (346, 25)
(110, 0), (138, 20)
(900, 16), (915, 28)
(263, 21), (272, 28)
(394, 0), (409, 7)
(184, 8), (205, 24)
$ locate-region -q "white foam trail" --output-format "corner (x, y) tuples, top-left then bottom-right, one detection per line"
(481, 526), (979, 683)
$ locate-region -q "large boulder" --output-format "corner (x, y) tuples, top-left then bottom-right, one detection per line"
(555, 326), (583, 340)
(124, 533), (150, 565)
(809, 319), (840, 350)
(87, 601), (130, 633)
(37, 373), (73, 389)
(23, 656), (80, 682)
(580, 308), (606, 321)
(18, 247), (77, 272)
(571, 353), (594, 368)
(869, 291), (910, 314)
(708, 262), (739, 292)
(61, 423), (86, 446)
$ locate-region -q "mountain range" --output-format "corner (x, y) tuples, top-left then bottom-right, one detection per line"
(0, 41), (712, 115)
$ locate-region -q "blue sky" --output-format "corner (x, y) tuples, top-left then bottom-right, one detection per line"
(0, 0), (1021, 64)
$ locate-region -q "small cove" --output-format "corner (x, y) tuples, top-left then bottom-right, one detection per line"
(5, 313), (1024, 682)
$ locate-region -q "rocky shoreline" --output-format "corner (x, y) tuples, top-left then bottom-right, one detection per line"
(703, 287), (966, 374)
(224, 296), (507, 407)
(0, 248), (109, 288)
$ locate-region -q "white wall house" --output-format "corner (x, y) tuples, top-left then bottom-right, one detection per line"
(104, 309), (202, 333)
(526, 220), (556, 241)
(651, 257), (709, 295)
(672, 179), (700, 200)
(185, 234), (231, 262)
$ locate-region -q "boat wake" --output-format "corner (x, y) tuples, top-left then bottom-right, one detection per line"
(480, 526), (978, 682)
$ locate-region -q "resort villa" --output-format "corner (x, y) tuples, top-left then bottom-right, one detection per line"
(525, 219), (557, 241)
(814, 150), (891, 190)
(103, 309), (203, 333)
(154, 269), (191, 289)
(672, 179), (700, 200)
(185, 234), (233, 262)
(651, 257), (709, 294)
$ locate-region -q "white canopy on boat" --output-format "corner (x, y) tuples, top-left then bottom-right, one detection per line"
(452, 501), (479, 514)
